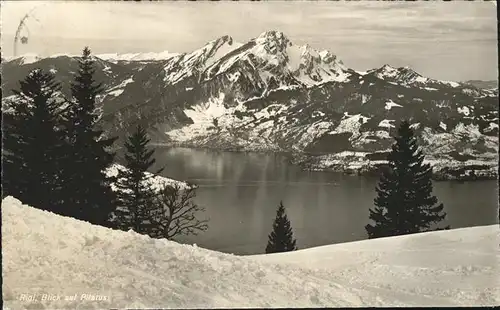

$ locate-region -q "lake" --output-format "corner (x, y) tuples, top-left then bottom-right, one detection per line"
(152, 147), (499, 255)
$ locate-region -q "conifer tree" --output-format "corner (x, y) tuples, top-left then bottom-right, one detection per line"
(113, 125), (162, 234)
(65, 46), (117, 225)
(265, 201), (297, 253)
(2, 69), (67, 213)
(365, 120), (449, 239)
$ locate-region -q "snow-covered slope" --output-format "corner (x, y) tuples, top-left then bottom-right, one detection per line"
(105, 163), (191, 192)
(2, 196), (499, 308)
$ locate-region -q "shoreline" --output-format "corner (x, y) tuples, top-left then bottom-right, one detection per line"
(150, 142), (499, 182)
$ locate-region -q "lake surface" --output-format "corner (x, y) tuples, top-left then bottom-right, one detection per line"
(152, 147), (499, 255)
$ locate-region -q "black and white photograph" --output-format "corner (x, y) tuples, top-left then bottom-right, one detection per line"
(1, 0), (499, 308)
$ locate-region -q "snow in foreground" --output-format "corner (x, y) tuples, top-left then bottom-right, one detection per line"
(2, 197), (499, 309)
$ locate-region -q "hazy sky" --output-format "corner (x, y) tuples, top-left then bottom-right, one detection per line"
(1, 1), (498, 81)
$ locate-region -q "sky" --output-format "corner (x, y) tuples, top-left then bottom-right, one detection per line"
(1, 1), (498, 81)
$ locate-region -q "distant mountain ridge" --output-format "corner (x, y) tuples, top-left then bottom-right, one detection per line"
(463, 80), (498, 90)
(2, 31), (498, 180)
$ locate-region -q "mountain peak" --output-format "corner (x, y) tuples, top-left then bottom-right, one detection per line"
(319, 50), (339, 64)
(373, 64), (421, 76)
(367, 64), (431, 86)
(255, 30), (290, 47)
(257, 30), (287, 40)
(214, 35), (234, 46)
(302, 43), (312, 50)
(202, 35), (236, 51)
(380, 64), (397, 71)
(397, 66), (419, 74)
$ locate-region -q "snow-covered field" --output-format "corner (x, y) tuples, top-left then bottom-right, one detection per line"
(2, 196), (499, 309)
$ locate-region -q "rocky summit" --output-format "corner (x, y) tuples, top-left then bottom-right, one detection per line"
(2, 31), (498, 180)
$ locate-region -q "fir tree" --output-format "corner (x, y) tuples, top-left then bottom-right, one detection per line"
(65, 46), (117, 225)
(2, 69), (67, 213)
(113, 125), (162, 234)
(365, 120), (449, 239)
(265, 201), (297, 253)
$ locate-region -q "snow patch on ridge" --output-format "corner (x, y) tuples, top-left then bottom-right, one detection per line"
(106, 77), (134, 97)
(184, 93), (228, 124)
(441, 80), (460, 88)
(330, 114), (370, 137)
(379, 119), (396, 129)
(384, 100), (402, 110)
(410, 123), (421, 130)
(457, 106), (471, 116)
(486, 122), (499, 131)
(296, 121), (333, 149)
(453, 123), (483, 141)
(168, 93), (237, 141)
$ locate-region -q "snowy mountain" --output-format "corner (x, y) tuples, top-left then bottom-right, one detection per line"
(464, 80), (498, 91)
(96, 51), (179, 63)
(4, 51), (180, 65)
(2, 31), (498, 180)
(2, 196), (499, 308)
(365, 64), (463, 88)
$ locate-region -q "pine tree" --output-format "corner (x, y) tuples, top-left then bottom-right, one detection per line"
(113, 125), (162, 234)
(2, 69), (67, 213)
(64, 46), (117, 225)
(365, 120), (449, 239)
(265, 201), (297, 253)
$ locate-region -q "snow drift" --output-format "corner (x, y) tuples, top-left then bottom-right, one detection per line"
(2, 196), (499, 309)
